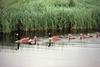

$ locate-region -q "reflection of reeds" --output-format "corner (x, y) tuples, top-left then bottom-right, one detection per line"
(0, 0), (100, 33)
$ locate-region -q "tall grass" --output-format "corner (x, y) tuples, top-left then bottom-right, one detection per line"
(0, 0), (100, 34)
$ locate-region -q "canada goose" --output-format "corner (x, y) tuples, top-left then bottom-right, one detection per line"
(96, 32), (100, 38)
(79, 33), (93, 39)
(68, 34), (77, 40)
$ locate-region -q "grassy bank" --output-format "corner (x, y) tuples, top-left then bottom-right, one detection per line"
(0, 0), (100, 33)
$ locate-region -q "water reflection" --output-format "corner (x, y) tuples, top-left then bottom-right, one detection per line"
(0, 32), (100, 48)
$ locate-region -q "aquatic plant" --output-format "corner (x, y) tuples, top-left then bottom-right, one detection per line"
(0, 0), (100, 34)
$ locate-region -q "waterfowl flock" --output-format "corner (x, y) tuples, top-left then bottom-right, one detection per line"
(16, 32), (100, 47)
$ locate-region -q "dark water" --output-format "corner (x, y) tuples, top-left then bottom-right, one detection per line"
(0, 30), (99, 47)
(0, 30), (67, 46)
